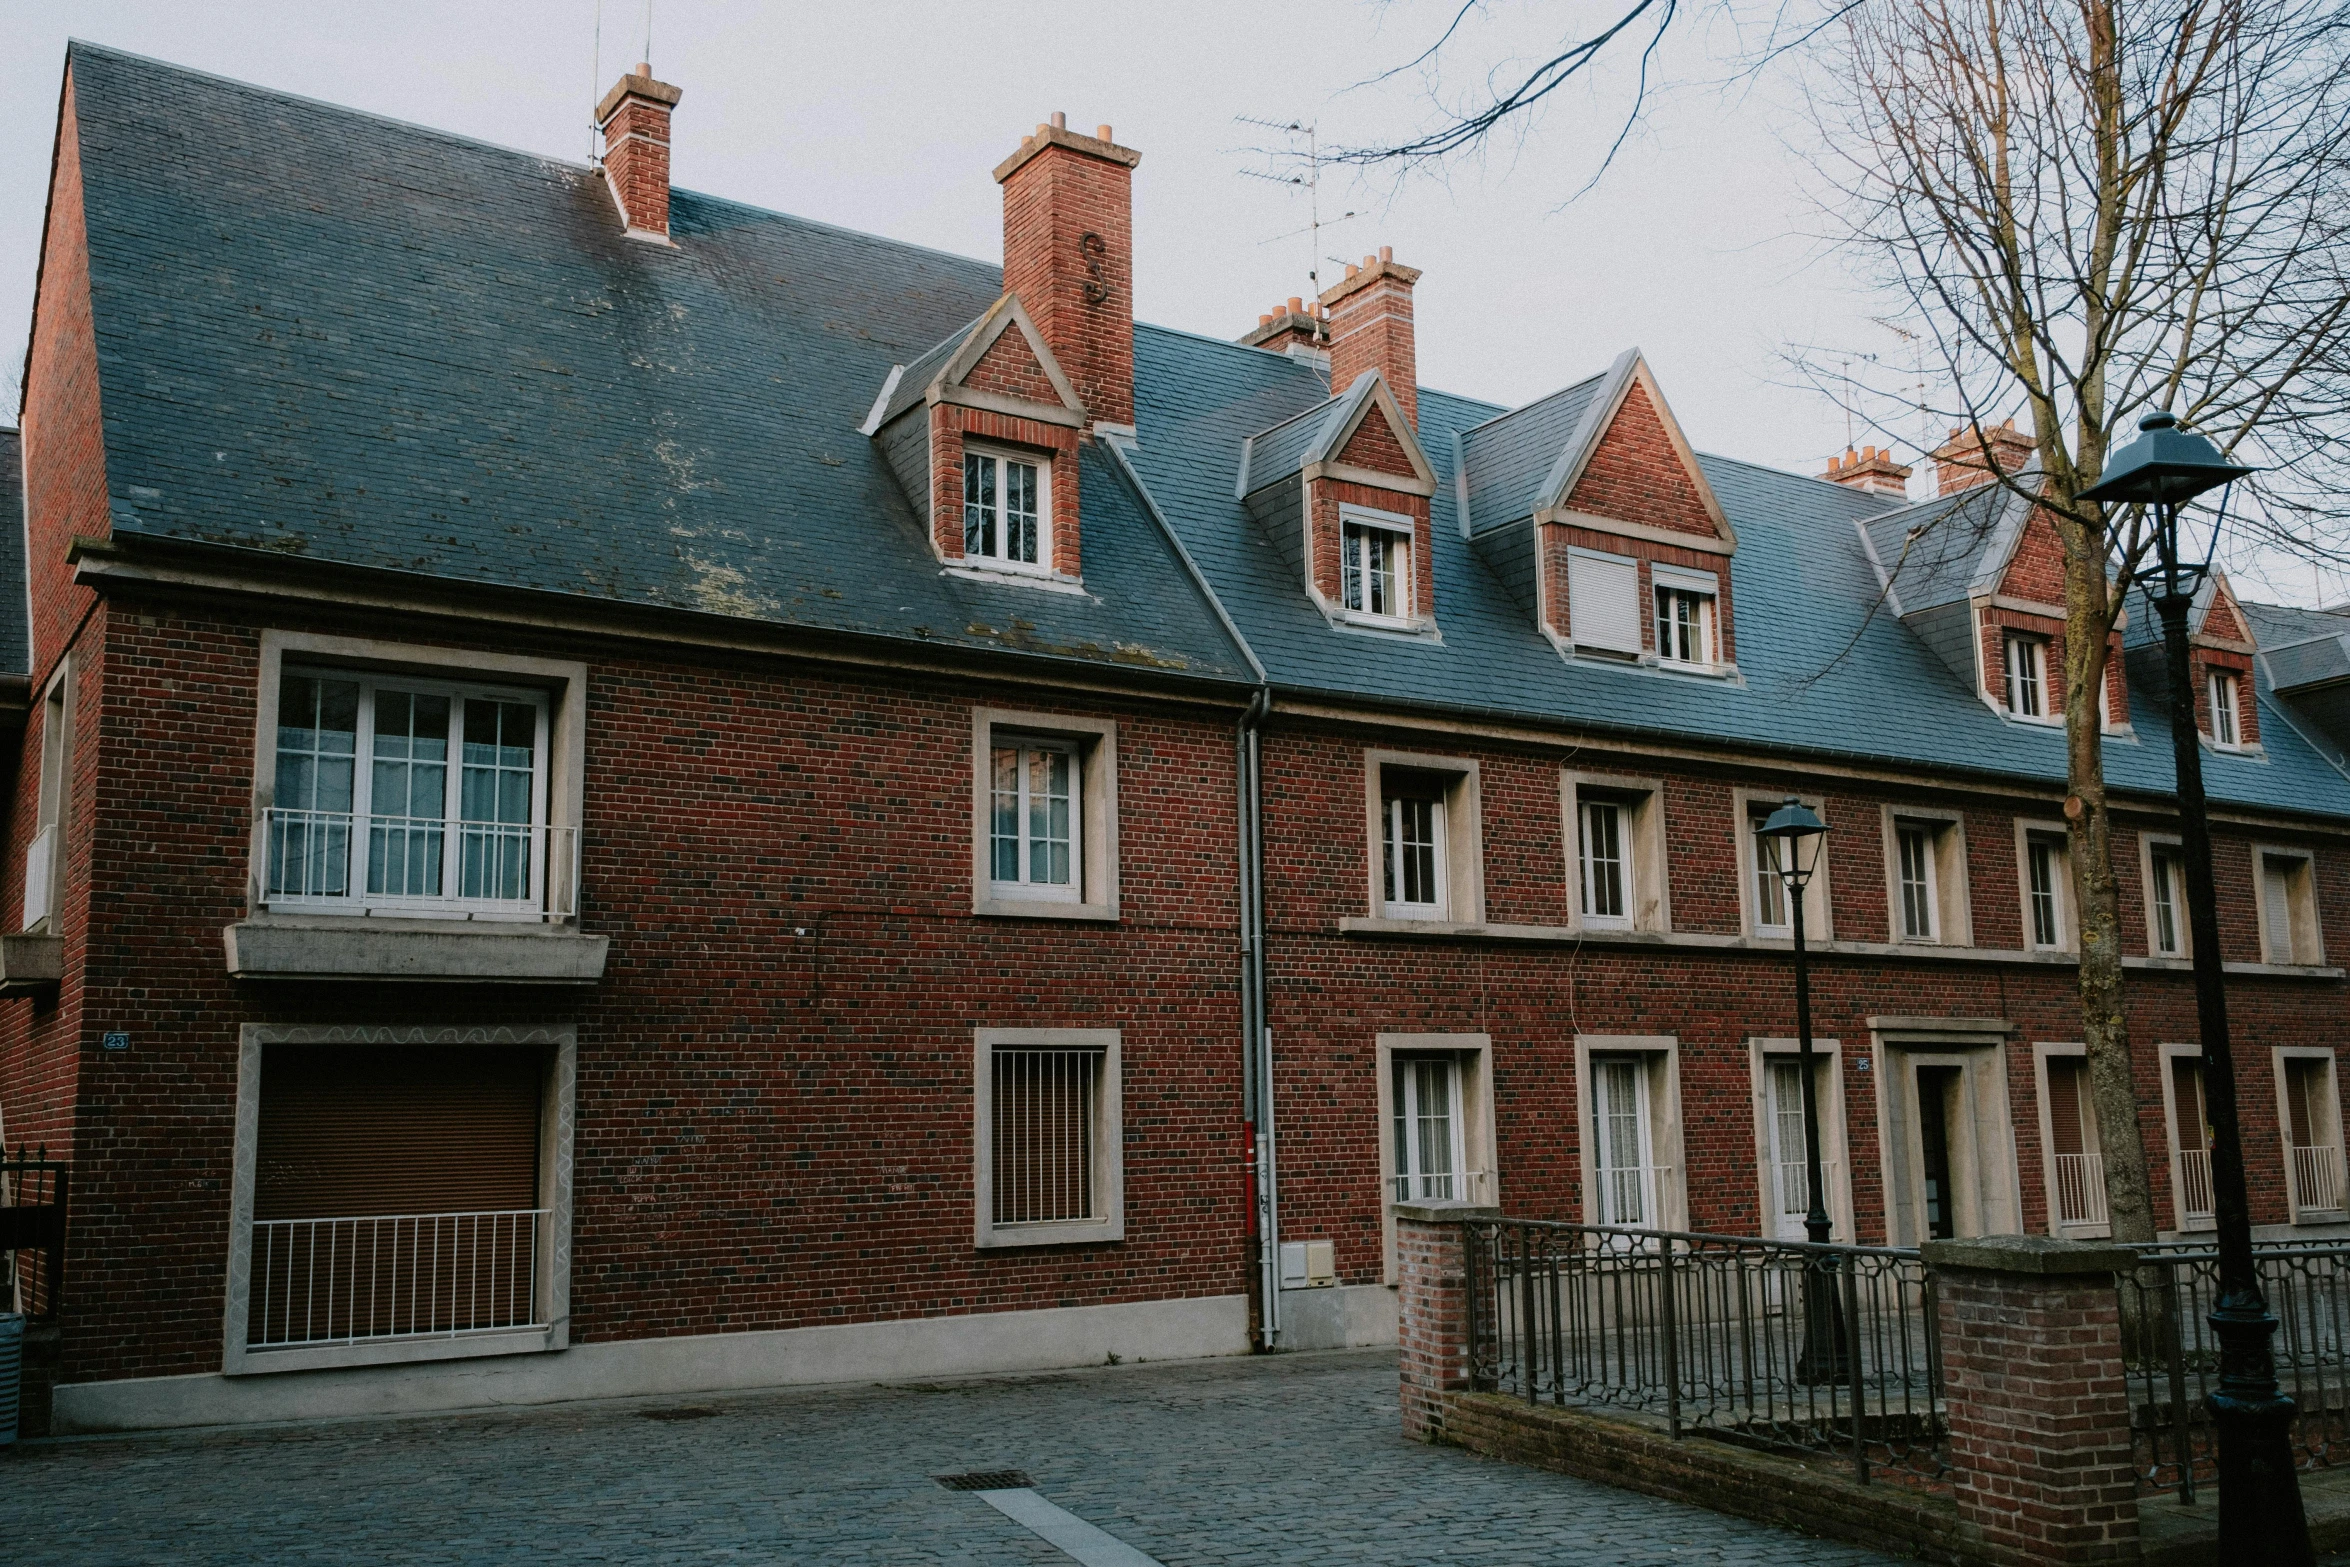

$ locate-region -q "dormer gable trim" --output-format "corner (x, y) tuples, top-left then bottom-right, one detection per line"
(1236, 372), (1438, 500)
(1531, 349), (1736, 554)
(858, 294), (1085, 438)
(2193, 571), (2259, 654)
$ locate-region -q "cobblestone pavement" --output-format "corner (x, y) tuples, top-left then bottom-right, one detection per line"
(0, 1348), (1901, 1565)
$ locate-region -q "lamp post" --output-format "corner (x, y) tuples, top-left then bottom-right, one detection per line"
(2080, 411), (2307, 1560)
(1758, 796), (1843, 1381)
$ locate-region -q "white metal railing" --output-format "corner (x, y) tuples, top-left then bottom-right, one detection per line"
(2293, 1145), (2346, 1215)
(1595, 1163), (1674, 1230)
(2178, 1148), (2216, 1224)
(1392, 1168), (1494, 1204)
(247, 1209), (549, 1350)
(253, 809), (578, 921)
(1770, 1157), (1843, 1238)
(21, 824), (54, 929)
(2054, 1150), (2110, 1227)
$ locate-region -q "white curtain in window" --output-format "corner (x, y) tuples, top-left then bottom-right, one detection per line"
(1591, 1057), (1654, 1227)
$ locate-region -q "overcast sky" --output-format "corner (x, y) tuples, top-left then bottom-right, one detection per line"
(0, 0), (2333, 602)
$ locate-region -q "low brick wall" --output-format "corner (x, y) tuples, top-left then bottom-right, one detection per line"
(1441, 1391), (1968, 1564)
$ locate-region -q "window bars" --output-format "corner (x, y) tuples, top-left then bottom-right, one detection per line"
(991, 1047), (1102, 1226)
(246, 1208), (547, 1349)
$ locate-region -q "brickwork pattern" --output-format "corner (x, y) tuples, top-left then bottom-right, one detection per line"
(1539, 524), (1738, 662)
(1336, 403), (1417, 480)
(1563, 381), (1719, 539)
(1395, 1214), (1474, 1442)
(600, 95), (673, 236)
(927, 404), (1082, 576)
(1325, 273), (1418, 429)
(965, 329), (1063, 409)
(1936, 1263), (2141, 1565)
(999, 141), (1133, 428)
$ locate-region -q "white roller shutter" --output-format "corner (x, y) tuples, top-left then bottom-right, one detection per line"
(1568, 550), (1643, 654)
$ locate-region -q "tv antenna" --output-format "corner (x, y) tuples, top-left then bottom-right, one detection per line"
(1237, 117), (1359, 313)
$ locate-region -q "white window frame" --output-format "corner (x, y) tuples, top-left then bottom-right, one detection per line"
(1381, 792), (1449, 919)
(1733, 787), (1832, 943)
(2004, 632), (2052, 721)
(1567, 546), (1643, 657)
(1749, 1038), (1851, 1242)
(251, 633), (587, 927)
(2141, 834), (2190, 959)
(2016, 820), (2074, 953)
(2273, 1047), (2348, 1223)
(1336, 503), (1416, 627)
(2253, 845), (2323, 967)
(970, 710), (1119, 921)
(972, 1027), (1123, 1249)
(2158, 1042), (2216, 1232)
(1882, 806), (1971, 947)
(1574, 1036), (1685, 1232)
(220, 1022), (576, 1377)
(960, 443), (1053, 576)
(1375, 1033), (1498, 1281)
(2208, 668), (2243, 748)
(988, 736), (1083, 905)
(2031, 1042), (2109, 1239)
(1650, 564), (1720, 669)
(1362, 752), (1483, 928)
(1578, 797), (1634, 931)
(23, 653), (74, 933)
(1564, 772), (1672, 935)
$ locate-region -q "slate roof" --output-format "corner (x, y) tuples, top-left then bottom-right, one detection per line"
(2254, 602), (2350, 693)
(866, 312), (985, 432)
(50, 45), (2350, 820)
(1237, 383), (1356, 496)
(1856, 482), (2032, 614)
(63, 44), (1254, 686)
(0, 427), (24, 677)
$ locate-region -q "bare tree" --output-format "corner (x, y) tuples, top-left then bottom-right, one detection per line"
(1813, 0), (2350, 1249)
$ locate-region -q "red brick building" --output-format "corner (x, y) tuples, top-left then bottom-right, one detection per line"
(4, 45), (2346, 1426)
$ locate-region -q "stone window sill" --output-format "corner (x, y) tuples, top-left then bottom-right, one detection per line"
(223, 916), (608, 983)
(224, 1325), (560, 1377)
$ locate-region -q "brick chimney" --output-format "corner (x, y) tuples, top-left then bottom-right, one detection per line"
(1318, 248), (1421, 428)
(995, 114), (1142, 431)
(597, 64), (683, 240)
(1240, 298), (1327, 362)
(1821, 444), (1913, 498)
(1929, 419), (2036, 495)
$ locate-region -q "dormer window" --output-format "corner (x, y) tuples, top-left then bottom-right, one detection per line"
(1652, 567), (1719, 667)
(2005, 632), (2049, 719)
(1340, 506), (1415, 625)
(2209, 670), (2242, 746)
(962, 447), (1050, 572)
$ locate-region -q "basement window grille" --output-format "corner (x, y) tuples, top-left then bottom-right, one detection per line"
(991, 1046), (1104, 1227)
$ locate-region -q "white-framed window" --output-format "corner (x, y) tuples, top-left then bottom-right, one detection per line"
(2161, 1046), (2215, 1230)
(1591, 1056), (1658, 1227)
(2035, 1046), (2107, 1235)
(2005, 632), (2049, 719)
(1898, 823), (1939, 940)
(1567, 547), (1642, 656)
(1383, 786), (1447, 917)
(1579, 798), (1632, 930)
(1651, 566), (1719, 668)
(2209, 669), (2242, 747)
(2146, 840), (2188, 957)
(1392, 1054), (1467, 1202)
(973, 1028), (1123, 1248)
(962, 445), (1050, 572)
(990, 737), (1080, 903)
(971, 711), (1118, 921)
(23, 655), (73, 933)
(1885, 808), (1969, 946)
(1750, 808), (1790, 936)
(262, 668), (552, 920)
(1364, 754), (1482, 926)
(1735, 789), (1830, 943)
(1751, 1038), (1850, 1243)
(2276, 1049), (2347, 1220)
(1340, 507), (1414, 624)
(2258, 848), (2323, 966)
(2022, 827), (2072, 952)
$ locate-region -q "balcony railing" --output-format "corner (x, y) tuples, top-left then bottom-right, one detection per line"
(2293, 1144), (2346, 1215)
(1391, 1168), (1494, 1204)
(2054, 1150), (2109, 1228)
(1593, 1163), (1674, 1231)
(2177, 1149), (2215, 1225)
(247, 1208), (550, 1350)
(253, 809), (577, 921)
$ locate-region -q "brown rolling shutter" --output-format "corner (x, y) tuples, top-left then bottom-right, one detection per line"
(2047, 1060), (2085, 1158)
(254, 1046), (541, 1221)
(2172, 1059), (2208, 1153)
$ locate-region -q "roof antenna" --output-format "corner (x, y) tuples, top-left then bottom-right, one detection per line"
(1237, 116), (1359, 362)
(643, 0), (654, 64)
(588, 0), (604, 164)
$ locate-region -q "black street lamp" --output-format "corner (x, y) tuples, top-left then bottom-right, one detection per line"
(2080, 411), (2308, 1560)
(1757, 796), (1844, 1382)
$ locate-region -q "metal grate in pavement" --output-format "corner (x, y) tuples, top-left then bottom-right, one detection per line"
(933, 1470), (1035, 1491)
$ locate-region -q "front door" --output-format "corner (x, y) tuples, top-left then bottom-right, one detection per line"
(1917, 1065), (1961, 1242)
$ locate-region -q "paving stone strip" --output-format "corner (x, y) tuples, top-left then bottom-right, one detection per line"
(0, 1349), (1901, 1564)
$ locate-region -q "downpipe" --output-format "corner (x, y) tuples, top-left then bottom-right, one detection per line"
(1237, 686), (1279, 1349)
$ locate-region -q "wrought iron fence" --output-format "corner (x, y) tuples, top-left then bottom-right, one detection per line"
(247, 1208), (549, 1350)
(2119, 1237), (2350, 1502)
(0, 1148), (67, 1320)
(1463, 1218), (1945, 1485)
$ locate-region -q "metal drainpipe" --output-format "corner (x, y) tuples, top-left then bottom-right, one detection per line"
(1238, 686), (1278, 1348)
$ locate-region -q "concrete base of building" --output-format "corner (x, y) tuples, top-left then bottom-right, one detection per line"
(52, 1292), (1251, 1434)
(1273, 1283), (1397, 1351)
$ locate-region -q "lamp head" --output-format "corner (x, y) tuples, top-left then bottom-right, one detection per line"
(2077, 410), (2253, 508)
(1757, 796), (1827, 888)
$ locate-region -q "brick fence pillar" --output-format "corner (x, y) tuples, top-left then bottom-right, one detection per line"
(1923, 1235), (2143, 1567)
(1394, 1201), (1499, 1443)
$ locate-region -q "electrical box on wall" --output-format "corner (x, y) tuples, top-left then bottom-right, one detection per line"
(1279, 1239), (1335, 1289)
